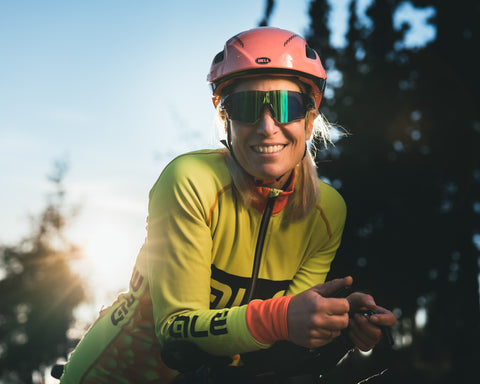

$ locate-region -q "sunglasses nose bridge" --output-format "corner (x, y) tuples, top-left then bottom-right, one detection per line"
(261, 102), (276, 119)
(256, 106), (278, 135)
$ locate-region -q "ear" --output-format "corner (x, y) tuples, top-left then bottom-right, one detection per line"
(218, 109), (228, 133)
(218, 108), (226, 119)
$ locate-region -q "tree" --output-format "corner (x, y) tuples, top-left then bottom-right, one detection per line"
(261, 0), (480, 381)
(303, 0), (480, 382)
(0, 161), (87, 383)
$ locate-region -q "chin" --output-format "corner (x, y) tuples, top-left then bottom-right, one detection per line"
(255, 169), (282, 180)
(256, 170), (288, 184)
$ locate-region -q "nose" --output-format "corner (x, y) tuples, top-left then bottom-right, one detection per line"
(256, 107), (278, 136)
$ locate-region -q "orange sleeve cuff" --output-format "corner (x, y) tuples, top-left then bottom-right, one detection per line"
(245, 295), (294, 345)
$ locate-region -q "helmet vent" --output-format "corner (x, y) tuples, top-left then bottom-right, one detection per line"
(305, 46), (317, 60)
(284, 34), (299, 47)
(232, 35), (245, 47)
(214, 51), (225, 64)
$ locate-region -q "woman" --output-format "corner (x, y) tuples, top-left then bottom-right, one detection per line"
(60, 27), (396, 384)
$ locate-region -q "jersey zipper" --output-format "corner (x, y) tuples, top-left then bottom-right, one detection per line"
(245, 195), (276, 303)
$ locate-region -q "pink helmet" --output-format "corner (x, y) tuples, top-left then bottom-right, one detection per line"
(207, 27), (327, 109)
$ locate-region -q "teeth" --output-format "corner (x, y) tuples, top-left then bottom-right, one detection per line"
(253, 145), (284, 153)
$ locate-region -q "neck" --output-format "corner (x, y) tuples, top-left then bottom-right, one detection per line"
(253, 171), (293, 190)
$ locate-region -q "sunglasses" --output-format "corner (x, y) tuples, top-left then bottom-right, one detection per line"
(221, 90), (315, 125)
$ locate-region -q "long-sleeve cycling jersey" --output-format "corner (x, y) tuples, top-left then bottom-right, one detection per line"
(60, 149), (346, 384)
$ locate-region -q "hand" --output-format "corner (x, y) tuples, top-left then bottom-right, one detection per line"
(346, 292), (397, 351)
(287, 277), (352, 348)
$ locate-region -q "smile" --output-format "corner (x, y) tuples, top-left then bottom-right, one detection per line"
(252, 144), (285, 154)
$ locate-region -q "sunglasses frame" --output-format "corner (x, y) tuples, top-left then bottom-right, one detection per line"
(221, 90), (316, 125)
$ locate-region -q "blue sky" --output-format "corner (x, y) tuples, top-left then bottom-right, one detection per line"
(0, 0), (436, 311)
(0, 0), (319, 307)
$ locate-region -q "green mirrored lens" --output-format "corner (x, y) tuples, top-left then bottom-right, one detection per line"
(223, 90), (311, 124)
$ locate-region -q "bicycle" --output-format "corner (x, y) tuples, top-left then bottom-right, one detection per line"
(161, 315), (393, 384)
(51, 287), (394, 383)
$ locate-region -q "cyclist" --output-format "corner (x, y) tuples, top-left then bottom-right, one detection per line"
(59, 27), (397, 384)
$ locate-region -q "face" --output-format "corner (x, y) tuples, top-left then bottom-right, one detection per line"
(227, 77), (314, 188)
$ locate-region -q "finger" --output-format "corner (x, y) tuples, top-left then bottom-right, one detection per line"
(349, 315), (380, 351)
(331, 329), (342, 339)
(311, 328), (341, 339)
(347, 329), (369, 351)
(304, 338), (334, 349)
(314, 276), (353, 298)
(349, 332), (374, 352)
(323, 298), (350, 316)
(347, 292), (376, 312)
(357, 313), (382, 337)
(312, 312), (350, 331)
(368, 308), (398, 327)
(299, 328), (341, 349)
(320, 329), (341, 341)
(347, 319), (370, 350)
(309, 329), (343, 344)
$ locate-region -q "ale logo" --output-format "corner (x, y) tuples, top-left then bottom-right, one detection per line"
(256, 57), (271, 65)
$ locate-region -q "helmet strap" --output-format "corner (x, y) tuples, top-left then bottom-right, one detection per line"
(301, 118), (310, 161)
(221, 119), (236, 159)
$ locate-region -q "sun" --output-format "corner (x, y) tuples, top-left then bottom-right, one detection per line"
(67, 190), (148, 316)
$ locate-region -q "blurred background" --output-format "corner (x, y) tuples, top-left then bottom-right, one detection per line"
(0, 0), (478, 383)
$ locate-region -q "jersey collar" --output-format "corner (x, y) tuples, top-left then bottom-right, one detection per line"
(251, 169), (296, 214)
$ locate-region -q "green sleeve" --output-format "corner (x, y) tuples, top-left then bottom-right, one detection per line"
(146, 154), (268, 355)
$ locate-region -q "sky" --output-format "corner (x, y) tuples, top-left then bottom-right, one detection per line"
(0, 0), (436, 317)
(0, 0), (321, 314)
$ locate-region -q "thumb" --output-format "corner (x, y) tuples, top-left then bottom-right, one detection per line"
(313, 276), (353, 298)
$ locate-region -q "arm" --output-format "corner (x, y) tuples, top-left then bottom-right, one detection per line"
(146, 154), (267, 355)
(285, 182), (396, 351)
(249, 181), (351, 348)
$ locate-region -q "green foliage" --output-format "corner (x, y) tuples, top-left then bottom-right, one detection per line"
(0, 161), (86, 383)
(303, 0), (480, 382)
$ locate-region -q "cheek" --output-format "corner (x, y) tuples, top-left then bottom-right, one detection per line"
(229, 122), (249, 143)
(287, 123), (308, 144)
